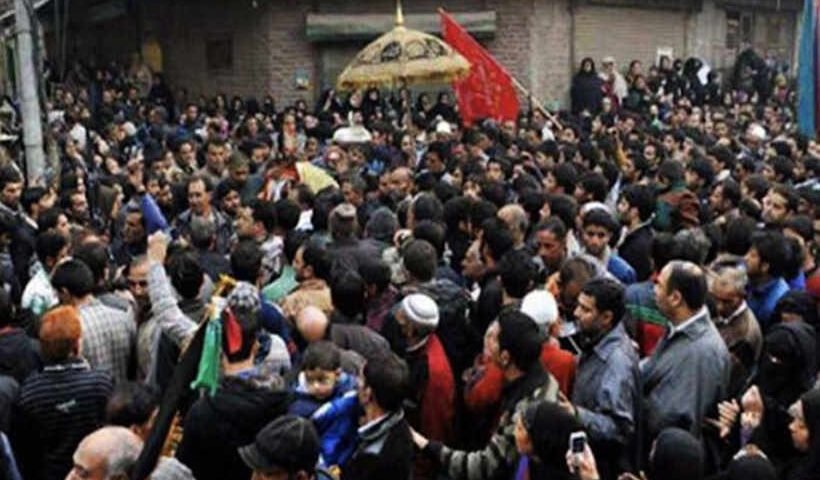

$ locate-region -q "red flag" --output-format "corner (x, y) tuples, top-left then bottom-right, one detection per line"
(440, 10), (519, 126)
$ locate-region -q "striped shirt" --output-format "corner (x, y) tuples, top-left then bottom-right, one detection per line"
(78, 298), (136, 384)
(12, 359), (113, 480)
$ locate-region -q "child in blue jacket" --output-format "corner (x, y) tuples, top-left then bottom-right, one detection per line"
(289, 341), (359, 469)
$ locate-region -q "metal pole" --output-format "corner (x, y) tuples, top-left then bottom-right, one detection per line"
(14, 0), (45, 185)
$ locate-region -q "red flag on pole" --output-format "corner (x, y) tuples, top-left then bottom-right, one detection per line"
(440, 9), (519, 126)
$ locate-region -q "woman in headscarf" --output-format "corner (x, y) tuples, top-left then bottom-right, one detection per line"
(514, 400), (581, 480)
(736, 322), (818, 466)
(569, 427), (704, 480)
(570, 58), (603, 115)
(783, 388), (820, 480)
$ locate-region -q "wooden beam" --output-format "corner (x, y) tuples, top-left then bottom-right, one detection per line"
(305, 10), (496, 42)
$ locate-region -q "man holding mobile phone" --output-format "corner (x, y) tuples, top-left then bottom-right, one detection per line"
(558, 278), (638, 479)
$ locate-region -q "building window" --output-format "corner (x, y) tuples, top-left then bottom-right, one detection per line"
(206, 36), (233, 71)
(726, 10), (753, 50)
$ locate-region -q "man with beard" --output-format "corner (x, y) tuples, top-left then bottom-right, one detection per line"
(112, 205), (147, 267)
(558, 277), (638, 479)
(580, 208), (636, 285)
(616, 185), (655, 282)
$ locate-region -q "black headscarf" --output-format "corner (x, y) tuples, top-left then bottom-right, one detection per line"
(649, 428), (704, 480)
(523, 401), (581, 480)
(799, 388), (820, 479)
(757, 322), (817, 407)
(726, 456), (777, 480)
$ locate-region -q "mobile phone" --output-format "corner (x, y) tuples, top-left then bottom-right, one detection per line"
(570, 431), (587, 455)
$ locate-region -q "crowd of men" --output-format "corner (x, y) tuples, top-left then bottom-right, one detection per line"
(0, 52), (816, 480)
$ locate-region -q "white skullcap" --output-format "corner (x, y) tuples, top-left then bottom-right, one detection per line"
(401, 293), (439, 328)
(748, 123), (767, 142)
(520, 290), (559, 328)
(436, 121), (453, 135)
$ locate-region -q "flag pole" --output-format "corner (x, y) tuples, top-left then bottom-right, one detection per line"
(509, 77), (564, 131)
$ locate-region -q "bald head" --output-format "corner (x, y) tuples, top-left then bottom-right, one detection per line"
(68, 426), (143, 480)
(296, 306), (330, 343)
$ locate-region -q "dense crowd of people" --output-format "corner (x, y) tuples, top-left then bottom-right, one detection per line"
(0, 50), (816, 480)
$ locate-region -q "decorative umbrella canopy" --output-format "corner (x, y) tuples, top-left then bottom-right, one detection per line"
(336, 0), (470, 91)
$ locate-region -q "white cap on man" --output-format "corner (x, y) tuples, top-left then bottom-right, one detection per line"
(401, 293), (439, 328)
(520, 290), (558, 330)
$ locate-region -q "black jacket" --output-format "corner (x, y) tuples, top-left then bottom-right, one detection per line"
(176, 373), (290, 480)
(0, 328), (41, 383)
(343, 410), (414, 480)
(12, 359), (112, 480)
(618, 224), (654, 283)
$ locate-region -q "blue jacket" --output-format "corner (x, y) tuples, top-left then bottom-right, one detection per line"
(289, 372), (360, 468)
(607, 254), (637, 285)
(747, 277), (789, 331)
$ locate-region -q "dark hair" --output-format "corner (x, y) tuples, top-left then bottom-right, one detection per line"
(359, 257), (391, 292)
(664, 261), (707, 310)
(497, 310), (543, 371)
(707, 145), (735, 170)
(620, 184), (656, 221)
(724, 216), (756, 256)
(283, 230), (309, 264)
(651, 233), (678, 274)
(302, 242), (332, 282)
(577, 172), (609, 203)
(274, 199), (301, 231)
(187, 173), (214, 193)
(559, 256), (598, 287)
(71, 241), (108, 285)
(547, 194), (578, 231)
(411, 193), (444, 225)
(0, 165), (22, 191)
(302, 341), (342, 371)
(552, 162), (578, 193)
(252, 200), (277, 233)
(0, 289), (13, 328)
(580, 278), (625, 325)
(773, 291), (819, 328)
(35, 231), (68, 266)
(167, 249), (204, 300)
(498, 249), (537, 299)
(783, 236), (805, 281)
(38, 207), (64, 232)
(230, 240), (263, 283)
(769, 183), (800, 213)
(443, 196), (472, 232)
(481, 219), (514, 262)
(743, 174), (770, 200)
(51, 259), (95, 297)
(687, 156), (715, 185)
(331, 270), (365, 318)
(582, 208), (619, 234)
(534, 217), (567, 240)
(106, 382), (158, 428)
(750, 231), (788, 278)
(480, 180), (508, 209)
(784, 215), (814, 242)
(770, 156), (794, 182)
(658, 159), (684, 184)
(21, 186), (47, 215)
(718, 179), (741, 208)
(412, 220), (446, 258)
(469, 200), (498, 231)
(402, 239), (437, 282)
(363, 352), (409, 411)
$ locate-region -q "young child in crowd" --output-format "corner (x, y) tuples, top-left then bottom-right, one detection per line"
(289, 341), (359, 470)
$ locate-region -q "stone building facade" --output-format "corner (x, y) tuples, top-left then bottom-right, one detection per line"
(0, 0), (805, 108)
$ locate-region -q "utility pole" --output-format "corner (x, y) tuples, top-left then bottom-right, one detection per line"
(14, 0), (45, 185)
